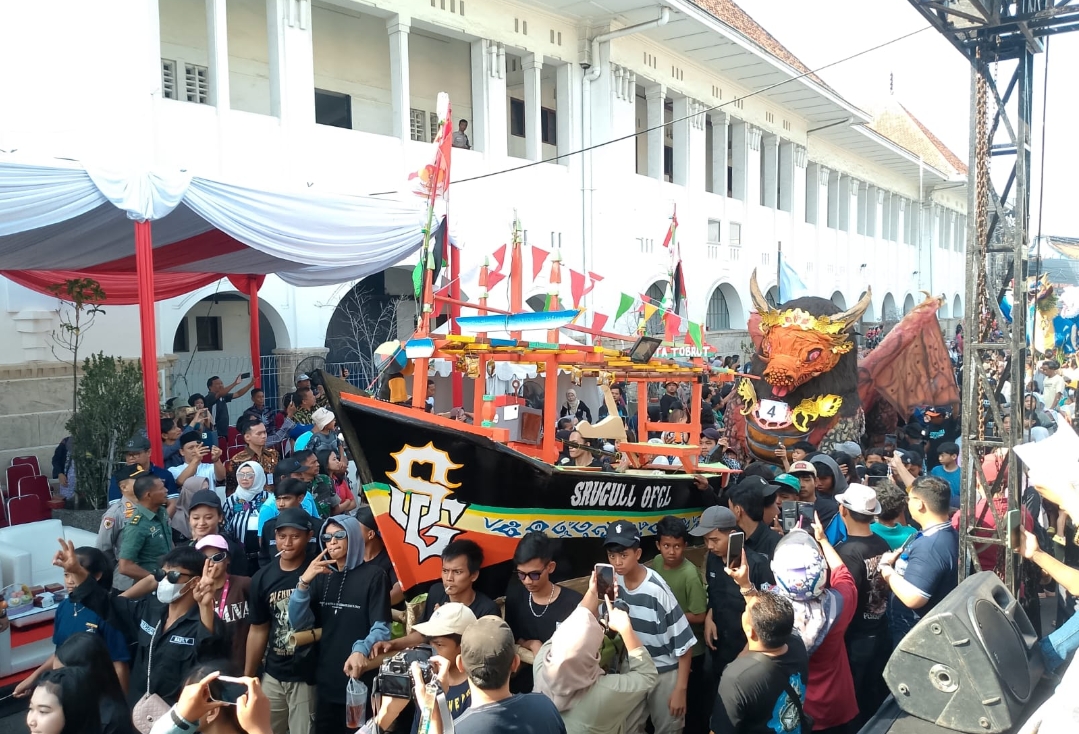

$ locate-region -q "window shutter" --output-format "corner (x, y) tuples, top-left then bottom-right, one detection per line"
(410, 109), (426, 141)
(161, 60), (178, 100)
(185, 64), (209, 104)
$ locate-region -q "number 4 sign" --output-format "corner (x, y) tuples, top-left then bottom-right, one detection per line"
(759, 399), (792, 425)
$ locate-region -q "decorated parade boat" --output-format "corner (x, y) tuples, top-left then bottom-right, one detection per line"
(322, 313), (741, 591)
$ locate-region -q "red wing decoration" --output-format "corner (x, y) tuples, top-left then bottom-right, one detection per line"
(858, 296), (959, 418)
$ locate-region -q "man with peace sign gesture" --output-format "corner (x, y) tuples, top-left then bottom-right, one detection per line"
(56, 537), (225, 706)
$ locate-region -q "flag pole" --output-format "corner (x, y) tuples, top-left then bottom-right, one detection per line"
(776, 241), (783, 303)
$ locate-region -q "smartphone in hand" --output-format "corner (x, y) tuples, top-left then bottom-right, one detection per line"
(211, 676), (249, 705)
(727, 532), (745, 569)
(595, 563), (616, 601)
(797, 502), (816, 530)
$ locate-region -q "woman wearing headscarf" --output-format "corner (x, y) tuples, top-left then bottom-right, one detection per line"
(770, 521), (858, 733)
(534, 570), (657, 734)
(560, 389), (593, 425)
(170, 476), (211, 541)
(224, 461), (269, 573)
(288, 515), (392, 734)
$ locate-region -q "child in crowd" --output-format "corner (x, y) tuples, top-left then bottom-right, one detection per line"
(604, 520), (696, 734)
(652, 517), (709, 734)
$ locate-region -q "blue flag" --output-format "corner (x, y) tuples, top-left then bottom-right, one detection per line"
(779, 257), (809, 302)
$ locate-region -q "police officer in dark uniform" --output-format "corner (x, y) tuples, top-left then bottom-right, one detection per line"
(57, 540), (225, 705)
(118, 474), (174, 584)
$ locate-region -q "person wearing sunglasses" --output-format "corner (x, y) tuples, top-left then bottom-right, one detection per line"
(504, 531), (582, 693)
(56, 540), (225, 706)
(289, 515), (392, 734)
(195, 535), (252, 673)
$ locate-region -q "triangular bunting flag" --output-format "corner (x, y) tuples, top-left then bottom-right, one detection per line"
(592, 313), (609, 334)
(531, 246), (550, 280)
(583, 271), (604, 300)
(614, 293), (636, 322)
(570, 270), (587, 308)
(642, 302), (659, 323)
(687, 322), (703, 348)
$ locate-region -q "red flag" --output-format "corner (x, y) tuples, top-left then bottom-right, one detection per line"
(490, 245), (507, 272)
(570, 270), (586, 308)
(663, 311), (679, 342)
(584, 271), (604, 300)
(532, 246), (550, 280)
(487, 245), (508, 290)
(592, 313), (609, 334)
(408, 103), (453, 202)
(662, 208), (678, 248)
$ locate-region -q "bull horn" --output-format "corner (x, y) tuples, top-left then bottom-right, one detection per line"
(833, 288), (872, 330)
(749, 269), (771, 314)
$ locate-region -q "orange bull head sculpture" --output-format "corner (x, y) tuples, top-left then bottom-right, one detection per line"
(749, 271), (872, 398)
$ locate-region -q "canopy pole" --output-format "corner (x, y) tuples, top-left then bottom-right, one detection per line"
(247, 277), (262, 388)
(448, 220), (462, 409)
(135, 221), (163, 466)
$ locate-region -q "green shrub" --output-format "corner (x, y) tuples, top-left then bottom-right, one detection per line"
(66, 354), (145, 509)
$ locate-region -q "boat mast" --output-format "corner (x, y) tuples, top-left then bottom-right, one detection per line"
(509, 212), (523, 338)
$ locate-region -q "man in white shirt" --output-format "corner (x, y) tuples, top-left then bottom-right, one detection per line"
(169, 431), (226, 499)
(452, 119), (471, 149)
(1041, 359), (1066, 410)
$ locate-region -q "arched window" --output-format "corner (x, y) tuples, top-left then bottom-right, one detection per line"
(706, 288), (730, 330)
(765, 286), (779, 308)
(644, 282), (666, 335)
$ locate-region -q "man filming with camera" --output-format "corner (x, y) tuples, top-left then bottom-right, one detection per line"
(374, 603), (476, 732)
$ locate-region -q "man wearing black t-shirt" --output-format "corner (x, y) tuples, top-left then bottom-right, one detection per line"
(504, 532), (583, 692)
(418, 616), (566, 734)
(245, 508), (317, 734)
(711, 591), (809, 734)
(374, 539), (500, 657)
(919, 407), (960, 471)
(834, 484), (892, 727)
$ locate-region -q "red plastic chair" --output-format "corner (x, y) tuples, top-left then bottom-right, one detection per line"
(5, 464), (34, 496)
(217, 437), (228, 452)
(226, 445), (246, 462)
(17, 475), (51, 506)
(227, 427), (240, 445)
(11, 456), (41, 475)
(7, 495), (46, 525)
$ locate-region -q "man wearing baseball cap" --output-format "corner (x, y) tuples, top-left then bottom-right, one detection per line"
(106, 433), (178, 503)
(378, 603), (478, 732)
(604, 520), (695, 734)
(424, 616), (563, 734)
(834, 484), (892, 725)
(97, 463), (149, 591)
(691, 507), (773, 682)
(727, 476), (782, 558)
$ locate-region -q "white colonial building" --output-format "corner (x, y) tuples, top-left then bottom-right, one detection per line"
(0, 0), (967, 465)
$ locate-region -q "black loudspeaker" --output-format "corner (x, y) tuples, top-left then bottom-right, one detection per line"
(883, 572), (1043, 734)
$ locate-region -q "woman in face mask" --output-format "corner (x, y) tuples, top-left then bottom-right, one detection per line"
(54, 540), (226, 706)
(194, 535), (252, 673)
(223, 461), (267, 574)
(288, 516), (392, 734)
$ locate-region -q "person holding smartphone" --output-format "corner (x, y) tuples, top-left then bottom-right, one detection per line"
(602, 521), (695, 734)
(690, 507), (773, 684)
(151, 665), (272, 734)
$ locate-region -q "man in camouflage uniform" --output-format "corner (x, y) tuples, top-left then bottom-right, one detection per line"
(96, 464), (146, 591)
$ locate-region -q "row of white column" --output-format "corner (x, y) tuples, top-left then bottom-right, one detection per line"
(201, 1), (571, 163)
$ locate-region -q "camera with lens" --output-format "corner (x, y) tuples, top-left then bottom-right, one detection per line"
(375, 646), (434, 699)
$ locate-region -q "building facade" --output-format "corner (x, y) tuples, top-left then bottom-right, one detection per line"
(0, 0), (967, 464)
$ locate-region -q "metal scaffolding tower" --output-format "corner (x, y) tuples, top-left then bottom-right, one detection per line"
(905, 1), (1079, 592)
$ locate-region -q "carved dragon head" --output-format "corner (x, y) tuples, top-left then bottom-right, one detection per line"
(750, 270), (871, 397)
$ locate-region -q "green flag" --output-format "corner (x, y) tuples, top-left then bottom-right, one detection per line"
(614, 293), (635, 321)
(687, 322), (703, 348)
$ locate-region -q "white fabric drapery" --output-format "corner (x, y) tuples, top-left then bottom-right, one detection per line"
(0, 159), (429, 286)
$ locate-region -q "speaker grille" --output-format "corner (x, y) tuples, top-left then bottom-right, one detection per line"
(973, 599), (1031, 701)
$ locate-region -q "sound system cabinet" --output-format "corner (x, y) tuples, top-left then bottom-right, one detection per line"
(882, 572), (1044, 733)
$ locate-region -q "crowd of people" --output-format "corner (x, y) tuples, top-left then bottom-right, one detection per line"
(27, 352), (1079, 734)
